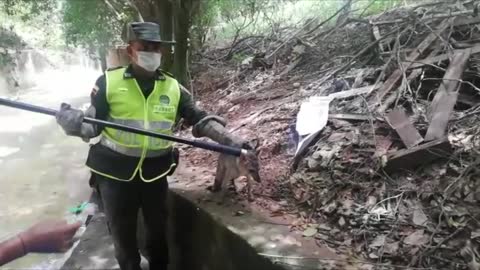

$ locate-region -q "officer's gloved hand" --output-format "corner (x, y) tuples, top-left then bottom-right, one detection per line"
(55, 103), (84, 136)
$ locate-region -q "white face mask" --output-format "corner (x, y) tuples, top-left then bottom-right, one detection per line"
(136, 51), (161, 72)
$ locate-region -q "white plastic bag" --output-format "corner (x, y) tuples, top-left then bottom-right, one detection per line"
(295, 96), (332, 136)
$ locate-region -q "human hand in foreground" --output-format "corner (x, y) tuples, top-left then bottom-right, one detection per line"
(19, 219), (82, 253)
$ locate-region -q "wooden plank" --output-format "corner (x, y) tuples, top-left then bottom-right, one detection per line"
(378, 47), (442, 113)
(453, 16), (480, 27)
(328, 84), (380, 99)
(407, 44), (480, 69)
(384, 137), (452, 173)
(370, 18), (453, 107)
(386, 108), (424, 148)
(329, 113), (372, 121)
(406, 47), (441, 80)
(425, 48), (472, 141)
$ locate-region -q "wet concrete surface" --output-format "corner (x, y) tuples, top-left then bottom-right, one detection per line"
(0, 67), (99, 269)
(0, 104), (93, 269)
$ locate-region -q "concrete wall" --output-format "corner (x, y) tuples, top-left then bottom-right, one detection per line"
(62, 191), (286, 270)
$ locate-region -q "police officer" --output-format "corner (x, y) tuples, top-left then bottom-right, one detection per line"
(55, 22), (254, 270)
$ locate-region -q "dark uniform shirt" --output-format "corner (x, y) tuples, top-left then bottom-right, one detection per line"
(86, 65), (207, 180)
(91, 65), (207, 128)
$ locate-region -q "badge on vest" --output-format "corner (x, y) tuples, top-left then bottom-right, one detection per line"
(159, 95), (170, 104)
(153, 95), (175, 114)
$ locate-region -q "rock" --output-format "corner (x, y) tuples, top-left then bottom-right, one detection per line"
(412, 207), (428, 226)
(293, 82), (301, 88)
(302, 226), (318, 237)
(338, 217), (346, 227)
(278, 200), (288, 206)
(307, 157), (322, 170)
(369, 253), (379, 259)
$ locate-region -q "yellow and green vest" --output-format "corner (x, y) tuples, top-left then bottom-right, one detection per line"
(90, 67), (180, 182)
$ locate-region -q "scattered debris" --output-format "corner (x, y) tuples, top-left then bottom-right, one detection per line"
(183, 0), (480, 268)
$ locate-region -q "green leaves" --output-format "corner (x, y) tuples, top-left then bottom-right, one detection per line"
(1, 0), (56, 20)
(62, 0), (134, 53)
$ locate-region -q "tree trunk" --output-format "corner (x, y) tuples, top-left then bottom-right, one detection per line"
(173, 11), (189, 86)
(157, 0), (174, 72)
(130, 0), (174, 72)
(131, 0), (157, 22)
(99, 48), (107, 71)
(171, 0), (200, 87)
(132, 0), (200, 85)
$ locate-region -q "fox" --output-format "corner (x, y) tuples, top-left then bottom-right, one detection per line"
(208, 139), (261, 201)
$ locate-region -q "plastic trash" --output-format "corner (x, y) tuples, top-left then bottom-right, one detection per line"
(295, 96), (332, 136)
(294, 96), (332, 156)
(67, 202), (98, 226)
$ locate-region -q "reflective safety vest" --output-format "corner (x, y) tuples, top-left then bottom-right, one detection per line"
(91, 67), (180, 182)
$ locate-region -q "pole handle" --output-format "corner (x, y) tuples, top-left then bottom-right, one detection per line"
(0, 98), (242, 156)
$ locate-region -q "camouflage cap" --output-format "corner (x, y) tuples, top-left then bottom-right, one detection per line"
(122, 22), (175, 44)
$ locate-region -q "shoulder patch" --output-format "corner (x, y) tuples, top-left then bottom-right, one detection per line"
(106, 66), (125, 71)
(90, 85), (99, 98)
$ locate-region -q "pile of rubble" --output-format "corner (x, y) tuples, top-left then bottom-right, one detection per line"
(186, 0), (480, 268)
(283, 1), (480, 269)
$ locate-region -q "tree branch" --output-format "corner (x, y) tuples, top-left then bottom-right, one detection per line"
(103, 0), (123, 22)
(125, 0), (144, 22)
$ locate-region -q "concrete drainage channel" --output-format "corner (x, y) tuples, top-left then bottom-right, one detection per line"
(61, 191), (288, 270)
